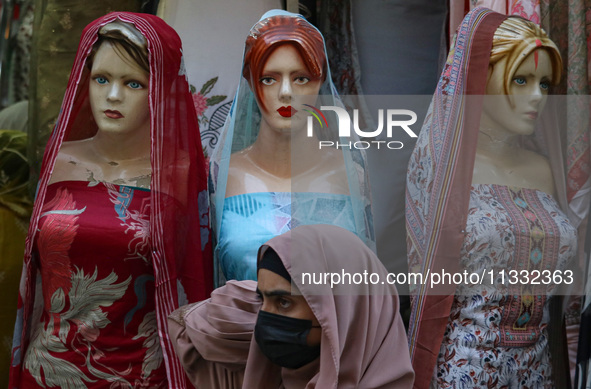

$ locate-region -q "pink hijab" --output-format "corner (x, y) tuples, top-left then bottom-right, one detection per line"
(243, 224), (414, 388)
(168, 280), (260, 388)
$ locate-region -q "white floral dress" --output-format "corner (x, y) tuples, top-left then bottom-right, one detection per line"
(434, 184), (577, 389)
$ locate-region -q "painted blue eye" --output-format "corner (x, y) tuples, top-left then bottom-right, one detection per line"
(540, 81), (550, 91)
(513, 77), (526, 86)
(128, 81), (143, 89)
(94, 76), (108, 85)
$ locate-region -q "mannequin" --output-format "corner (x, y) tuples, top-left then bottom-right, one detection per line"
(406, 9), (581, 388)
(10, 13), (211, 388)
(226, 43), (348, 196)
(210, 10), (374, 284)
(49, 26), (151, 189)
(473, 27), (557, 195)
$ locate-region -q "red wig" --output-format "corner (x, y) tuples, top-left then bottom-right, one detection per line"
(242, 15), (326, 112)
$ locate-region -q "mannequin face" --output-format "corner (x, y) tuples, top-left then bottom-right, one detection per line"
(257, 268), (321, 346)
(89, 41), (150, 138)
(481, 49), (552, 137)
(257, 44), (322, 134)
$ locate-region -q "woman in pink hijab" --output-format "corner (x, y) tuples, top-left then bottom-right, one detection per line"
(170, 224), (413, 388)
(247, 224), (413, 388)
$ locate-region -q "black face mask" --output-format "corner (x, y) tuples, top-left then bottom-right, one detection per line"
(254, 310), (321, 369)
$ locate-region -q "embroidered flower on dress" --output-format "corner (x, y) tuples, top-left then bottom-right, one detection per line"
(192, 92), (208, 118)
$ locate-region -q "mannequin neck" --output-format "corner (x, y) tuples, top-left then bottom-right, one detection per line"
(477, 126), (521, 155)
(477, 108), (524, 157)
(248, 122), (321, 178)
(91, 127), (151, 163)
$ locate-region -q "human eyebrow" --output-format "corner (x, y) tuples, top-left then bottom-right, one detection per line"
(256, 288), (291, 298)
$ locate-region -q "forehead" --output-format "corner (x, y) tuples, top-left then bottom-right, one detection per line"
(515, 49), (552, 75)
(91, 41), (147, 75)
(257, 268), (292, 292)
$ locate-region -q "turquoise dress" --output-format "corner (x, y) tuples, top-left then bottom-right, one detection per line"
(217, 192), (357, 281)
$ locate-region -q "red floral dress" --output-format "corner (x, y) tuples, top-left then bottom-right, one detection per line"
(20, 181), (167, 388)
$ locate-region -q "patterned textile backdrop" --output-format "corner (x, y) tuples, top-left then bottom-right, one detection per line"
(157, 0), (281, 158)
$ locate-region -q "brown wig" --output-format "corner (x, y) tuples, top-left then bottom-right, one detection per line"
(242, 15), (326, 112)
(87, 23), (149, 73)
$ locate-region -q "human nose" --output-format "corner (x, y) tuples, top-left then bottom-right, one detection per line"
(279, 77), (292, 102)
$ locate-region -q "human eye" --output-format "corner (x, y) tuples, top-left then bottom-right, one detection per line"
(93, 76), (108, 85)
(512, 76), (526, 86)
(260, 77), (276, 86)
(278, 297), (292, 310)
(127, 80), (144, 89)
(255, 290), (263, 301)
(294, 76), (310, 85)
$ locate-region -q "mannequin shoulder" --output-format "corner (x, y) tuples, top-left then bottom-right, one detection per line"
(225, 151), (276, 196)
(49, 140), (96, 183)
(227, 151), (256, 181)
(520, 148), (552, 176)
(302, 149), (350, 195)
(473, 148), (555, 195)
(519, 149), (555, 194)
(320, 147), (346, 170)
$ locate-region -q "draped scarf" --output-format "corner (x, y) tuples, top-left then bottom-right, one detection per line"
(209, 9), (375, 287)
(403, 7), (583, 388)
(243, 224), (414, 388)
(9, 12), (212, 388)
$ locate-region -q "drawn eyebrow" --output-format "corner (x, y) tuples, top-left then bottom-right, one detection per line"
(515, 73), (550, 79)
(91, 70), (112, 77)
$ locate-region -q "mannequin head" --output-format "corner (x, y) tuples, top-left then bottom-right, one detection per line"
(88, 21), (149, 73)
(482, 17), (562, 136)
(87, 22), (150, 138)
(256, 44), (323, 133)
(243, 15), (326, 113)
(487, 16), (562, 95)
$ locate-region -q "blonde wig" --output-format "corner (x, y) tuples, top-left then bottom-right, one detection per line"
(489, 16), (562, 94)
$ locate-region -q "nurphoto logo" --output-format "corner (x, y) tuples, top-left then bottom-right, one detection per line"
(305, 105), (419, 150)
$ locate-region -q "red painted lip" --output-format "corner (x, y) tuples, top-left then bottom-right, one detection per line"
(525, 111), (538, 120)
(105, 110), (123, 119)
(277, 106), (297, 118)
